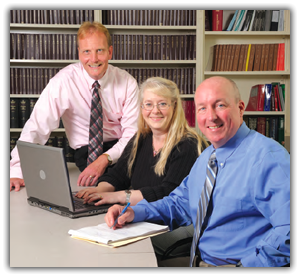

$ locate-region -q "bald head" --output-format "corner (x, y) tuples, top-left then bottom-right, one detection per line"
(194, 76), (245, 148)
(196, 77), (241, 103)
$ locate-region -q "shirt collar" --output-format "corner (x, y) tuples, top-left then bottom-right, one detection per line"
(214, 122), (251, 167)
(81, 63), (111, 92)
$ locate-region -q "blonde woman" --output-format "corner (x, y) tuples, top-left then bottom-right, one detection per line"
(76, 77), (208, 260)
(76, 77), (207, 206)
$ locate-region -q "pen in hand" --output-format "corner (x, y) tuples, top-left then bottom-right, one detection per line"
(110, 202), (130, 229)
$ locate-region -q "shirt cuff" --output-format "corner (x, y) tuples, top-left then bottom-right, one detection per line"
(105, 148), (119, 165)
(10, 166), (23, 179)
(131, 200), (149, 223)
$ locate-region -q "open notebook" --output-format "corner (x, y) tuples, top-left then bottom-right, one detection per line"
(68, 222), (169, 248)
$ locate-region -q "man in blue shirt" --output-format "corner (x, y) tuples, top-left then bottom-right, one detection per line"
(105, 76), (290, 267)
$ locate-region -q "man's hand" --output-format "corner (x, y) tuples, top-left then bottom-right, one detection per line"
(77, 155), (109, 186)
(105, 204), (135, 230)
(10, 178), (25, 192)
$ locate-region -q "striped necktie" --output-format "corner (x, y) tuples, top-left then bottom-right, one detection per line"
(87, 81), (103, 165)
(189, 150), (218, 267)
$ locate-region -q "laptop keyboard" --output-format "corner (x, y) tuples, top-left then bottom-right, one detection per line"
(72, 192), (97, 211)
(73, 198), (88, 210)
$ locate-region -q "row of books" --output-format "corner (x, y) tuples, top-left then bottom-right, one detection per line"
(10, 98), (37, 128)
(102, 10), (197, 26)
(225, 10), (284, 32)
(208, 43), (285, 72)
(111, 34), (196, 61)
(206, 10), (285, 31)
(245, 82), (285, 112)
(10, 135), (75, 162)
(244, 116), (284, 146)
(10, 68), (61, 95)
(10, 67), (196, 95)
(10, 97), (196, 129)
(10, 33), (196, 61)
(10, 33), (78, 60)
(10, 10), (94, 25)
(10, 98), (65, 129)
(124, 67), (196, 95)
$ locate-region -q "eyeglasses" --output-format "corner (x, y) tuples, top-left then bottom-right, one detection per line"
(141, 102), (171, 111)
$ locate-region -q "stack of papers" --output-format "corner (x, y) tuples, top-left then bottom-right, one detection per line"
(68, 222), (169, 248)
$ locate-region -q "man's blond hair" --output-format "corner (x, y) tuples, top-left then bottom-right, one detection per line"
(77, 21), (112, 47)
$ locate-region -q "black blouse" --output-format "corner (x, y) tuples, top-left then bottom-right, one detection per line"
(98, 132), (203, 202)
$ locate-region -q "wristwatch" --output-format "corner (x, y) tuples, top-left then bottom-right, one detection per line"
(103, 153), (112, 166)
(125, 190), (131, 205)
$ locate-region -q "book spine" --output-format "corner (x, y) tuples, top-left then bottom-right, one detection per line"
(272, 44), (279, 71)
(10, 137), (17, 157)
(260, 44), (266, 71)
(263, 44), (270, 71)
(245, 44), (251, 71)
(212, 10), (223, 31)
(267, 44), (275, 71)
(277, 43), (285, 71)
(257, 117), (266, 136)
(278, 116), (285, 146)
(264, 84), (272, 111)
(19, 98), (30, 128)
(10, 99), (19, 128)
(10, 68), (15, 94)
(257, 84), (265, 111)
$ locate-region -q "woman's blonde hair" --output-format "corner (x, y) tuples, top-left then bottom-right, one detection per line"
(77, 21), (112, 47)
(127, 77), (208, 177)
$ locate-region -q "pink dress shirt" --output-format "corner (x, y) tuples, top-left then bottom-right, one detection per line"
(10, 63), (139, 179)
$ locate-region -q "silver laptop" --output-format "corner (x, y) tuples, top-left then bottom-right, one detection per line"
(17, 140), (112, 219)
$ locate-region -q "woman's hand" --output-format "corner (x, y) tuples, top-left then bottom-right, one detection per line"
(83, 191), (124, 206)
(75, 187), (124, 206)
(75, 187), (101, 199)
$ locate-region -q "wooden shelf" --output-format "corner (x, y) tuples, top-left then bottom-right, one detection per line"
(9, 10), (291, 152)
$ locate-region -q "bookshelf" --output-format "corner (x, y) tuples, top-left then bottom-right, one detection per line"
(9, 10), (290, 153)
(9, 10), (200, 158)
(199, 10), (290, 152)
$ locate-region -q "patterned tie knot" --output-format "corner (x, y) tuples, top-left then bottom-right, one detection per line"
(92, 81), (100, 90)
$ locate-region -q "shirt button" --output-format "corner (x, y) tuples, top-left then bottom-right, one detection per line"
(220, 163), (224, 167)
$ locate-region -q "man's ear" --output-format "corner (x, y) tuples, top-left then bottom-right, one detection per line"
(108, 45), (113, 60)
(238, 100), (245, 117)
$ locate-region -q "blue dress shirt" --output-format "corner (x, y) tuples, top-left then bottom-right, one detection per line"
(132, 122), (290, 267)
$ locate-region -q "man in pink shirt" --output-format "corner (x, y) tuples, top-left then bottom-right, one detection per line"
(10, 22), (139, 191)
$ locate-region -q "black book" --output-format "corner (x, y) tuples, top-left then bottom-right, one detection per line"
(269, 116), (278, 141)
(46, 137), (58, 147)
(57, 135), (64, 148)
(270, 10), (279, 31)
(102, 10), (108, 24)
(19, 98), (30, 128)
(29, 98), (37, 114)
(10, 68), (15, 94)
(10, 99), (19, 128)
(10, 137), (18, 157)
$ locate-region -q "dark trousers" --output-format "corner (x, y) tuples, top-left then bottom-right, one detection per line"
(158, 257), (236, 267)
(73, 139), (118, 172)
